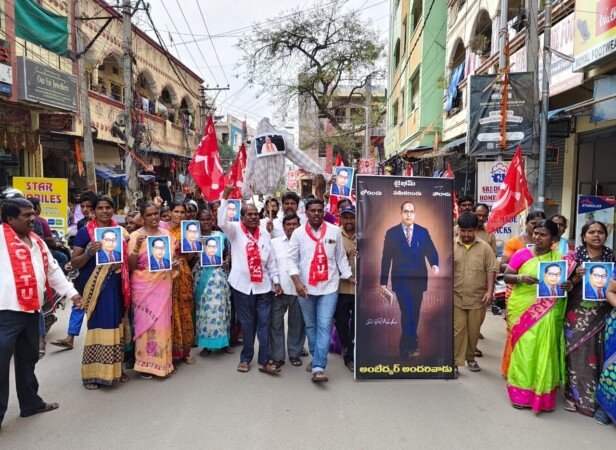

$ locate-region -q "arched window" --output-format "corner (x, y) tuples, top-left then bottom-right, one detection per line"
(470, 9), (492, 57)
(96, 54), (123, 102)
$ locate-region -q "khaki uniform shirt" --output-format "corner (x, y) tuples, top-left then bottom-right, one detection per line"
(453, 237), (498, 309)
(454, 225), (498, 256)
(339, 230), (356, 295)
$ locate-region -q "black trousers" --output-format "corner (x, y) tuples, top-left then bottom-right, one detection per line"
(334, 294), (355, 364)
(0, 311), (44, 425)
(395, 286), (424, 355)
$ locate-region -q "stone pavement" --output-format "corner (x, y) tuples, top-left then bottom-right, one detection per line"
(1, 308), (614, 448)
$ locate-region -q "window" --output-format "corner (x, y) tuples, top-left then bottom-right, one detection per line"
(400, 91), (405, 123)
(401, 18), (407, 55)
(392, 100), (399, 126)
(410, 71), (420, 112)
(222, 133), (229, 144)
(393, 38), (401, 68)
(411, 0), (423, 35)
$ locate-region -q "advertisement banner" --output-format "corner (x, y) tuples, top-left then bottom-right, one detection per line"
(13, 177), (68, 231)
(573, 0), (616, 71)
(355, 176), (454, 379)
(467, 73), (535, 156)
(476, 160), (524, 256)
(575, 195), (615, 248)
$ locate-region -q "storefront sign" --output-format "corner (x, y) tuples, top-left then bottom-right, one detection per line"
(467, 73), (535, 156)
(0, 104), (31, 129)
(16, 57), (77, 112)
(355, 175), (454, 379)
(590, 76), (616, 122)
(476, 160), (524, 256)
(575, 195), (615, 248)
(573, 0), (616, 71)
(13, 177), (68, 231)
(0, 38), (10, 64)
(0, 63), (11, 84)
(39, 113), (74, 132)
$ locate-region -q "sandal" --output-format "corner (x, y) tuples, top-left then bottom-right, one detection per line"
(259, 362), (281, 375)
(223, 346), (235, 354)
(50, 339), (73, 350)
(563, 399), (577, 412)
(311, 371), (329, 383)
(199, 348), (211, 357)
(84, 383), (99, 390)
(185, 355), (196, 365)
(290, 357), (302, 367)
(237, 362), (250, 373)
(20, 402), (59, 417)
(170, 367), (178, 375)
(120, 373), (130, 383)
(305, 362), (312, 373)
(140, 373), (153, 379)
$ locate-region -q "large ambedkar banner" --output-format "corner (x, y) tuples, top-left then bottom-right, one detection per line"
(355, 176), (454, 379)
(13, 177), (68, 231)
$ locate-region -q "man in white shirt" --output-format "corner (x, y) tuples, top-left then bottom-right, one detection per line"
(0, 198), (82, 429)
(218, 186), (282, 375)
(288, 198), (355, 383)
(269, 213), (306, 369)
(264, 191), (307, 238)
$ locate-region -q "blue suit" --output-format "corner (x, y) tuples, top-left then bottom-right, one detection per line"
(201, 254), (222, 266)
(182, 237), (202, 252)
(538, 281), (564, 297)
(149, 256), (171, 271)
(331, 184), (350, 196)
(380, 223), (439, 355)
(584, 282), (606, 300)
(97, 250), (122, 264)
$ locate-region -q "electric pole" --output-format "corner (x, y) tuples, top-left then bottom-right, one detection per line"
(497, 0), (509, 163)
(122, 0), (138, 207)
(536, 2), (552, 212)
(75, 0), (97, 191)
(526, 0), (540, 154)
(364, 74), (372, 159)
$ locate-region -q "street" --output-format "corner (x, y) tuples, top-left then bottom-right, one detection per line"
(2, 308), (614, 448)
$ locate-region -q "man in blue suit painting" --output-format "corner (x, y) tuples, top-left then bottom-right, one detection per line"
(380, 201), (439, 359)
(538, 263), (564, 297)
(97, 230), (121, 264)
(149, 237), (171, 271)
(182, 222), (202, 252)
(202, 237), (222, 266)
(331, 168), (351, 197)
(585, 265), (608, 300)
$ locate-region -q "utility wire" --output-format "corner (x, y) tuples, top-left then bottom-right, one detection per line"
(194, 0), (230, 86)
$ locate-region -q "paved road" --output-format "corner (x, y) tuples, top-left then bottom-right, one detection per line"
(1, 308), (614, 448)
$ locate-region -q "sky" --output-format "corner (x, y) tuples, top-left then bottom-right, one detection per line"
(143, 0), (389, 130)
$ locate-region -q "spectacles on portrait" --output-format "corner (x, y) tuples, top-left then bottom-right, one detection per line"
(402, 210), (415, 216)
(102, 238), (117, 243)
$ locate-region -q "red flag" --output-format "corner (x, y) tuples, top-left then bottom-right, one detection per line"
(405, 164), (413, 176)
(487, 145), (534, 233)
(170, 158), (176, 173)
(443, 163), (459, 219)
(226, 143), (247, 199)
(189, 116), (225, 201)
(334, 154), (343, 167)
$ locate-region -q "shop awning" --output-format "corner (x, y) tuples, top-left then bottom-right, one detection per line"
(15, 0), (68, 55)
(95, 164), (155, 186)
(441, 136), (466, 151)
(147, 148), (192, 160)
(548, 92), (616, 121)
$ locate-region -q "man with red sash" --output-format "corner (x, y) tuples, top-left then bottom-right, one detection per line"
(288, 198), (355, 383)
(0, 198), (82, 429)
(218, 186), (282, 375)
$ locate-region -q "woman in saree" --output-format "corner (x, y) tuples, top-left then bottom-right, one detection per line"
(71, 195), (130, 390)
(193, 209), (233, 356)
(599, 271), (616, 425)
(500, 210), (547, 376)
(128, 201), (177, 379)
(565, 221), (614, 421)
(166, 201), (196, 364)
(503, 219), (574, 412)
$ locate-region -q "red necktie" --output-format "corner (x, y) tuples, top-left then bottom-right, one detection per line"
(598, 288), (605, 299)
(109, 252), (115, 262)
(551, 286), (557, 297)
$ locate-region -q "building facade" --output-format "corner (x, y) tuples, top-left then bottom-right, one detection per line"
(384, 0), (447, 164)
(0, 0), (204, 208)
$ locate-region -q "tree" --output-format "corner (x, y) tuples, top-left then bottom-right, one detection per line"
(237, 0), (385, 161)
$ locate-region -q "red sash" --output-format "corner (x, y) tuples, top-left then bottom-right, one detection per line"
(3, 223), (52, 311)
(305, 223), (328, 286)
(240, 223), (263, 283)
(87, 220), (131, 307)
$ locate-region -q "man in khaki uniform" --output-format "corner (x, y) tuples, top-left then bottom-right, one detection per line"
(473, 203), (497, 255)
(453, 212), (497, 377)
